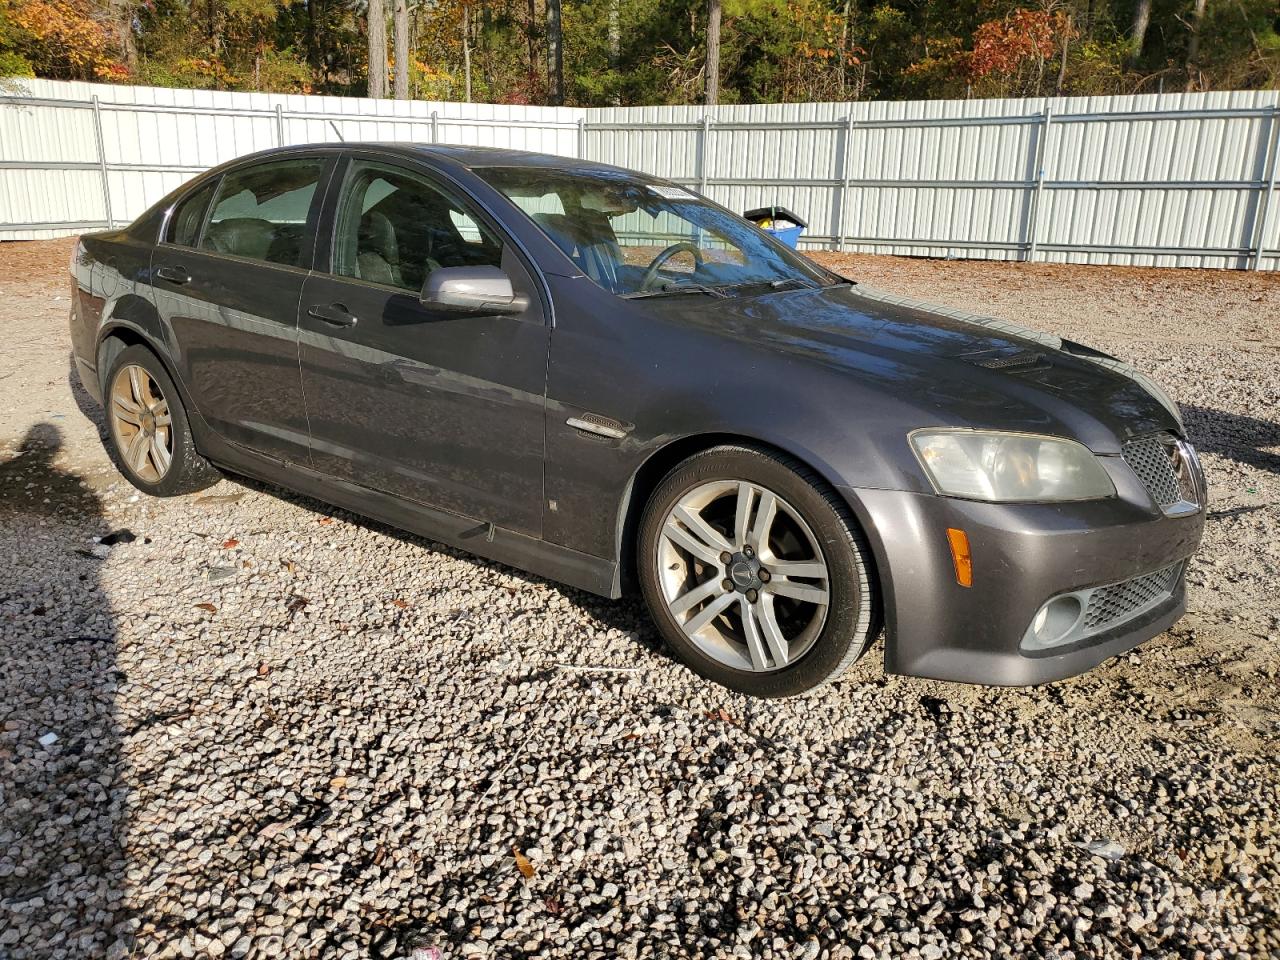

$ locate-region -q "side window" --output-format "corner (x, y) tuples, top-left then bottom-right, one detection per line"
(166, 181), (216, 247)
(200, 158), (324, 267)
(332, 161), (503, 292)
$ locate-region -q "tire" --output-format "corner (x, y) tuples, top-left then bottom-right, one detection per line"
(638, 444), (879, 698)
(102, 344), (221, 497)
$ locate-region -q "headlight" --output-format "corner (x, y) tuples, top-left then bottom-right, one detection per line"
(910, 429), (1116, 502)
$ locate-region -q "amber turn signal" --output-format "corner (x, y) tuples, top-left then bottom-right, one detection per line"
(946, 528), (973, 587)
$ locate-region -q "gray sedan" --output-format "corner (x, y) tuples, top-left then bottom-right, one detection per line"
(68, 144), (1206, 697)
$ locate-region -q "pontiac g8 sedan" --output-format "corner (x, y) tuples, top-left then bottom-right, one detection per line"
(69, 144), (1206, 697)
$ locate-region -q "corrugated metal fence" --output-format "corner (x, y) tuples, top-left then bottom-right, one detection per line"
(2, 78), (1278, 269)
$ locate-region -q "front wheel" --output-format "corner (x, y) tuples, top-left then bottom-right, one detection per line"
(638, 445), (880, 698)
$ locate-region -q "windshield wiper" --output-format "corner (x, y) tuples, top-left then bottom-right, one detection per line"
(622, 282), (729, 299)
(706, 277), (815, 296)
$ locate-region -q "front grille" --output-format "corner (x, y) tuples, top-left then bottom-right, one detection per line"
(1083, 563), (1181, 631)
(1122, 434), (1186, 508)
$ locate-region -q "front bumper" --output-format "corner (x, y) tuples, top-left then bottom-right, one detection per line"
(839, 457), (1205, 685)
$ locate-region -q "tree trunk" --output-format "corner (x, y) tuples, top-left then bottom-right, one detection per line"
(840, 0), (851, 95)
(1184, 0), (1208, 89)
(546, 0), (564, 105)
(1056, 19), (1070, 93)
(705, 0), (722, 105)
(608, 0), (620, 105)
(1130, 0), (1151, 62)
(367, 0), (387, 98)
(526, 0), (537, 90)
(463, 3), (473, 102)
(392, 0), (409, 99)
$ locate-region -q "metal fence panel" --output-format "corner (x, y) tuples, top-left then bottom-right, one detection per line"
(1, 78), (1277, 269)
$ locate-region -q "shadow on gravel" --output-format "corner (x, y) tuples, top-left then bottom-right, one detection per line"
(1182, 403), (1280, 474)
(68, 352), (108, 439)
(0, 424), (130, 957)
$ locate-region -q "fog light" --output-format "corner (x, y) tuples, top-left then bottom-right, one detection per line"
(1023, 594), (1084, 651)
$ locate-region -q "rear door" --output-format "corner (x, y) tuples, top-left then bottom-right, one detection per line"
(297, 154), (549, 537)
(149, 154), (334, 464)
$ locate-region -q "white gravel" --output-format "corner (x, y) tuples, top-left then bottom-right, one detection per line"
(1, 241), (1277, 958)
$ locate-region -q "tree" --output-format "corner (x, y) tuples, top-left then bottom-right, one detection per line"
(461, 1), (471, 101)
(4, 0), (1278, 105)
(967, 8), (1075, 96)
(546, 0), (563, 105)
(392, 0), (408, 98)
(705, 0), (721, 104)
(367, 0), (386, 97)
(7, 0), (129, 79)
(1130, 0), (1151, 62)
(1184, 0), (1208, 88)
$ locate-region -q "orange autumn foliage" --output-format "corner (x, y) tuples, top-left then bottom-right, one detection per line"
(8, 0), (127, 79)
(967, 8), (1074, 79)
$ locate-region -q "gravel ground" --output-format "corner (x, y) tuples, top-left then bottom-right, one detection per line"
(1, 239), (1277, 959)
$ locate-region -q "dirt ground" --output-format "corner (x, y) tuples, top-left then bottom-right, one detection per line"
(1, 239), (1278, 958)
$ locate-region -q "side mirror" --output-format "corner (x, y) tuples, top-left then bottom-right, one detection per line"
(420, 265), (529, 316)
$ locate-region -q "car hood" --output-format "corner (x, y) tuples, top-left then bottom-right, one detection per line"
(645, 282), (1182, 453)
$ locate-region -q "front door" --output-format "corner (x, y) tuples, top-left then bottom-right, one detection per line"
(298, 157), (549, 537)
(149, 155), (332, 464)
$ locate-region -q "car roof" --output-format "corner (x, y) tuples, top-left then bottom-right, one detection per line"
(246, 142), (653, 180)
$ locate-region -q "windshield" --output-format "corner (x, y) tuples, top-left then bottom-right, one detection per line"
(474, 165), (835, 298)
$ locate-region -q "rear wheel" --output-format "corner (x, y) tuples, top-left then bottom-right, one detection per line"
(104, 344), (220, 497)
(638, 445), (879, 698)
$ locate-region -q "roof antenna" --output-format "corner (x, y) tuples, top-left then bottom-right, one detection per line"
(328, 120), (345, 142)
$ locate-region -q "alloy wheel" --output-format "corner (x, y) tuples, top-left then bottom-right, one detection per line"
(109, 363), (173, 484)
(656, 479), (830, 672)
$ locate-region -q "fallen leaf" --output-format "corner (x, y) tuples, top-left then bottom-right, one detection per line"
(373, 845), (386, 865)
(282, 560), (297, 573)
(194, 602), (217, 613)
(222, 538), (239, 549)
(513, 846), (535, 880)
(392, 598), (410, 609)
(318, 516), (335, 525)
(257, 662), (270, 676)
(330, 776), (347, 789)
(544, 896), (562, 915)
(706, 708), (734, 724)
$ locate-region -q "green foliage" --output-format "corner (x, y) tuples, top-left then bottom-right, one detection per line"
(0, 49), (35, 76)
(4, 0), (1278, 101)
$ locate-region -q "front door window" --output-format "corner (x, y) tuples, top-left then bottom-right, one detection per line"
(332, 162), (504, 292)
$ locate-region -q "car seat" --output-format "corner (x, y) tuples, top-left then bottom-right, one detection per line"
(532, 212), (622, 291)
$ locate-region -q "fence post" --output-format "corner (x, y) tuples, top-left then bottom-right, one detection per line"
(1025, 106), (1052, 263)
(699, 115), (713, 196)
(90, 95), (114, 229)
(275, 104), (285, 146)
(577, 117), (586, 160)
(1248, 104), (1280, 271)
(430, 110), (439, 143)
(837, 113), (855, 252)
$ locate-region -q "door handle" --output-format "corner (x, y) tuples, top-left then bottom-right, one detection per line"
(307, 303), (358, 327)
(155, 265), (191, 285)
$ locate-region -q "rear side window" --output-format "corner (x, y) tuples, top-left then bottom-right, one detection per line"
(200, 158), (324, 267)
(166, 182), (216, 247)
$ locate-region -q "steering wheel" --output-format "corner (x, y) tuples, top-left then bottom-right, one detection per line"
(639, 241), (704, 290)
